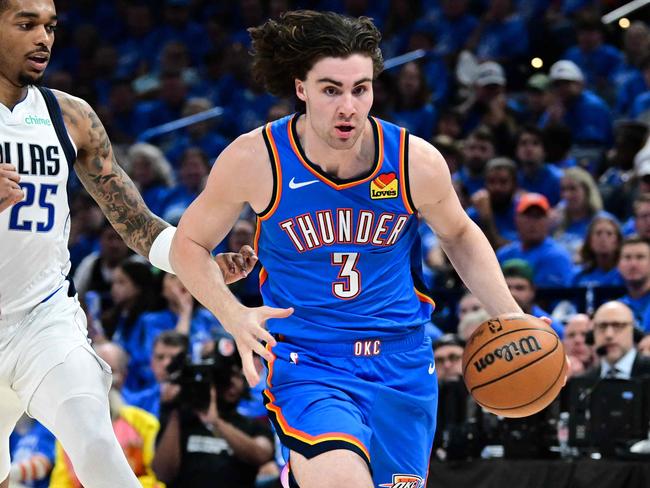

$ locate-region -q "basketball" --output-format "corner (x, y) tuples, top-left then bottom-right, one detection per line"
(462, 313), (568, 418)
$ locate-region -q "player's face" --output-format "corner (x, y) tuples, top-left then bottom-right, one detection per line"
(0, 0), (56, 87)
(296, 54), (374, 151)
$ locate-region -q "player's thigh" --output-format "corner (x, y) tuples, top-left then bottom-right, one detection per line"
(290, 449), (373, 488)
(0, 383), (25, 481)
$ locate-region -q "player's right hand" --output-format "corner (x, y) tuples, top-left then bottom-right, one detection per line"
(227, 305), (294, 387)
(0, 164), (24, 213)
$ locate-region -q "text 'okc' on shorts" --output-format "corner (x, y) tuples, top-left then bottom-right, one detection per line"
(264, 327), (438, 488)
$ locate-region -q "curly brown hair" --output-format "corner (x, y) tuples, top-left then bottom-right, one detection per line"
(248, 10), (383, 105)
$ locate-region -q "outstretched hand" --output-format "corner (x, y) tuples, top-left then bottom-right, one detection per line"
(0, 164), (24, 213)
(227, 305), (293, 387)
(216, 245), (259, 284)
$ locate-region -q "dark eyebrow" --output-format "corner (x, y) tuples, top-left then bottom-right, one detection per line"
(316, 77), (372, 87)
(14, 11), (58, 21)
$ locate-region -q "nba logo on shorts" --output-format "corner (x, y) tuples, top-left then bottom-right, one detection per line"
(379, 474), (424, 488)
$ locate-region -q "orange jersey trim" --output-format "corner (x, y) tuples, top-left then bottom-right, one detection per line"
(264, 345), (371, 461)
(287, 115), (384, 190)
(259, 266), (268, 287)
(414, 288), (435, 307)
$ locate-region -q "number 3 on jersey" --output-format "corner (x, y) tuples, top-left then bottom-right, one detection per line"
(331, 252), (361, 299)
(8, 182), (57, 232)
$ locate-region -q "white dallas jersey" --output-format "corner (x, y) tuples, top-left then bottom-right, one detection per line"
(0, 86), (77, 318)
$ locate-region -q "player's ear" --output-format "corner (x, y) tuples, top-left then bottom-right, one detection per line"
(295, 79), (306, 102)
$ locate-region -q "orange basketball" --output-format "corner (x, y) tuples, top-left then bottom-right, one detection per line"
(462, 313), (568, 418)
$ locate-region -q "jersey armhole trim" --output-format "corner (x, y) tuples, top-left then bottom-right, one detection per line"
(399, 129), (416, 215)
(37, 87), (76, 170)
(258, 123), (282, 220)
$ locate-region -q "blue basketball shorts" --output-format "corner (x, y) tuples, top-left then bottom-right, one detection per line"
(263, 327), (438, 488)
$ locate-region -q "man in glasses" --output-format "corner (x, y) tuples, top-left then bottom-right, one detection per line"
(433, 334), (465, 382)
(586, 301), (650, 380)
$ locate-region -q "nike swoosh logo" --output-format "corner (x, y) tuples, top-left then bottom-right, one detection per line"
(428, 363), (435, 375)
(289, 177), (319, 190)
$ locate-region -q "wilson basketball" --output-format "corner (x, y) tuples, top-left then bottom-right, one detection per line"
(462, 313), (568, 418)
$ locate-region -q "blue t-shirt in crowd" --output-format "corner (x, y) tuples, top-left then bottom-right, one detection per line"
(453, 166), (485, 196)
(540, 90), (613, 146)
(389, 104), (437, 140)
(475, 15), (529, 62)
(554, 216), (591, 260)
(9, 421), (55, 488)
(619, 292), (650, 332)
(572, 266), (624, 287)
(430, 14), (479, 57)
(631, 91), (650, 119)
(518, 164), (563, 206)
(563, 44), (623, 89)
(466, 200), (519, 243)
(615, 69), (647, 116)
(531, 304), (564, 339)
(497, 237), (575, 287)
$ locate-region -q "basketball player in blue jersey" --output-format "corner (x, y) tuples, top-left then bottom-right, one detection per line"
(0, 1), (256, 488)
(170, 10), (524, 488)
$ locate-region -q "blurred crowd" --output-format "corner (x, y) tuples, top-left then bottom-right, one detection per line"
(8, 0), (650, 487)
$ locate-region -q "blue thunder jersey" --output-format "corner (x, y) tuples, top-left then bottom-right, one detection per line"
(0, 87), (76, 317)
(254, 114), (434, 342)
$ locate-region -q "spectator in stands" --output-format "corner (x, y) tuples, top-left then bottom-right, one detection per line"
(582, 301), (650, 379)
(133, 71), (189, 136)
(617, 237), (650, 332)
(67, 191), (104, 274)
(160, 147), (211, 224)
(404, 27), (450, 109)
(616, 28), (650, 116)
(497, 193), (574, 287)
(105, 78), (139, 146)
(467, 157), (519, 249)
(152, 338), (274, 488)
(623, 193), (650, 239)
(457, 308), (490, 342)
(152, 0), (209, 66)
(457, 292), (485, 322)
(599, 120), (648, 219)
(105, 259), (161, 391)
(73, 220), (132, 316)
(516, 125), (562, 205)
(630, 56), (650, 121)
(461, 62), (517, 155)
(165, 98), (230, 166)
(520, 73), (551, 125)
(541, 125), (575, 172)
(126, 143), (175, 216)
(466, 0), (529, 66)
(50, 342), (161, 488)
(433, 135), (463, 175)
(572, 214), (624, 287)
(541, 60), (613, 147)
(434, 0), (479, 58)
(563, 313), (594, 377)
(129, 331), (189, 420)
(563, 13), (623, 99)
(455, 126), (496, 196)
(433, 334), (465, 382)
(638, 333), (650, 357)
(9, 416), (55, 488)
(501, 259), (564, 337)
(553, 167), (602, 260)
(389, 61), (437, 139)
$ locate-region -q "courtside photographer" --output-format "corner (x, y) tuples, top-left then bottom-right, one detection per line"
(152, 336), (273, 488)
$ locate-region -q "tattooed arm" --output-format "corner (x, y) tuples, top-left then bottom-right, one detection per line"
(53, 90), (168, 257)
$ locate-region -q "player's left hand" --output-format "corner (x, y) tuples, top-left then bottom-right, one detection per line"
(216, 245), (258, 284)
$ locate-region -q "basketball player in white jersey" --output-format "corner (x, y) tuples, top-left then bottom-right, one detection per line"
(0, 1), (256, 487)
